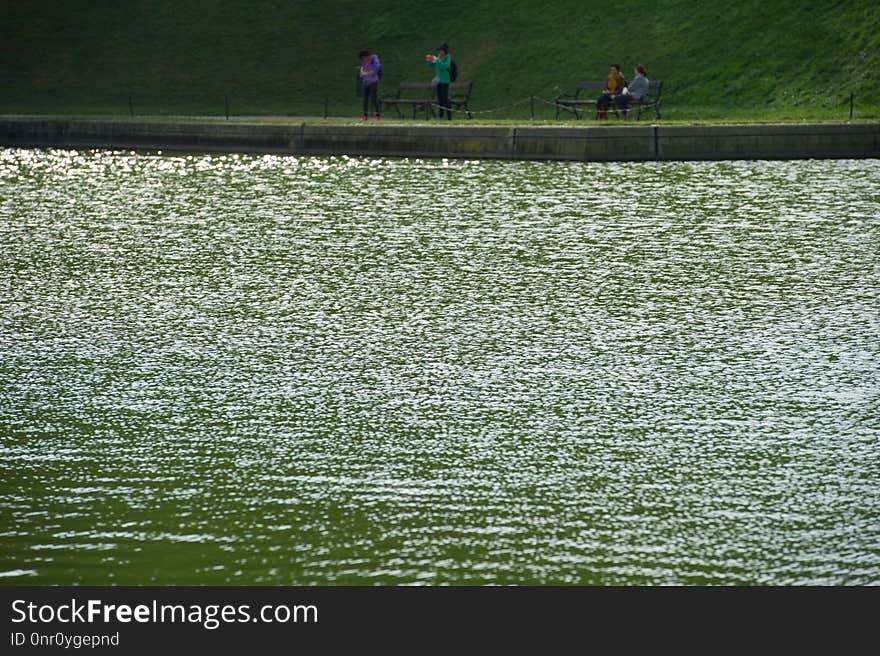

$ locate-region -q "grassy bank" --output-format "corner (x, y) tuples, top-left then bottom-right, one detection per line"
(1, 1), (878, 121)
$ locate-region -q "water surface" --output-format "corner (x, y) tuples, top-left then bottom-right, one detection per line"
(1, 148), (878, 584)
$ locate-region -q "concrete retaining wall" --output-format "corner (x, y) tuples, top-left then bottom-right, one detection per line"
(1, 117), (878, 161)
(657, 123), (880, 160)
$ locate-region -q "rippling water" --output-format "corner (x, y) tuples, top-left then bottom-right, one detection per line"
(1, 148), (879, 585)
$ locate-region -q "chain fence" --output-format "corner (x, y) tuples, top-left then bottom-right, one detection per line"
(50, 90), (875, 122)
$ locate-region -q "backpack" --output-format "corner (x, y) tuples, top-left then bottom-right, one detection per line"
(449, 58), (458, 82)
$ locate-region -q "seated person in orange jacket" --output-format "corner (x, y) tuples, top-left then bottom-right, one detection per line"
(596, 64), (626, 119)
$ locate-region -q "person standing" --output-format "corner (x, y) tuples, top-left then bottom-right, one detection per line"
(425, 43), (453, 120)
(615, 64), (650, 119)
(358, 49), (382, 121)
(596, 64), (626, 120)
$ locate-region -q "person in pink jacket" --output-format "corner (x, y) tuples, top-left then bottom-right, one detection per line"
(358, 49), (382, 121)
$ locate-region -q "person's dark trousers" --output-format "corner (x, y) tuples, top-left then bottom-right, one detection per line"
(597, 92), (612, 119)
(362, 82), (380, 117)
(614, 94), (633, 118)
(436, 83), (452, 120)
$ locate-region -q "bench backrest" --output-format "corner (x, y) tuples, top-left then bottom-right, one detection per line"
(398, 82), (433, 91)
(393, 81), (473, 99)
(645, 80), (662, 100)
(573, 81), (607, 98)
(449, 81), (473, 101)
(396, 81), (472, 89)
(572, 79), (662, 100)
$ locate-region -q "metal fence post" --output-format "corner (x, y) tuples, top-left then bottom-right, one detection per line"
(324, 97), (329, 119)
(128, 95), (134, 117)
(530, 96), (535, 120)
(225, 95), (229, 120)
(850, 92), (854, 119)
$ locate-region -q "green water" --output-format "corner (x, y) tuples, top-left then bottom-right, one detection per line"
(1, 148), (878, 585)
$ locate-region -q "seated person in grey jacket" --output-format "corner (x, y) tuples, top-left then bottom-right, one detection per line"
(614, 64), (649, 116)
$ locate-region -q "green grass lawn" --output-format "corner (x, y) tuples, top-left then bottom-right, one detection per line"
(1, 1), (878, 121)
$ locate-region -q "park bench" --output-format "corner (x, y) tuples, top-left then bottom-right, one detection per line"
(555, 80), (662, 120)
(380, 81), (474, 119)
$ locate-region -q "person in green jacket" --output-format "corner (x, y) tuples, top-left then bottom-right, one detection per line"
(425, 43), (453, 120)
